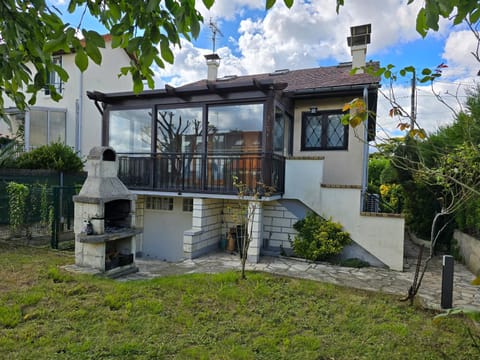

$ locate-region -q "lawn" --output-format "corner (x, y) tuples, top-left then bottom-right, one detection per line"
(1, 242), (479, 359)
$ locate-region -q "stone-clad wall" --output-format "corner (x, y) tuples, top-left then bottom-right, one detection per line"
(262, 201), (304, 250)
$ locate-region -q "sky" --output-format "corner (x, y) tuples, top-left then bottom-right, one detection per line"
(53, 0), (479, 140)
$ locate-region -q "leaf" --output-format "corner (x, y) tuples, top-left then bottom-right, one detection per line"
(416, 8), (428, 37)
(336, 0), (344, 13)
(43, 37), (65, 54)
(84, 31), (105, 48)
(75, 49), (88, 72)
(202, 0), (214, 9)
(284, 0), (294, 8)
(85, 42), (102, 65)
(147, 0), (161, 13)
(160, 39), (174, 64)
(53, 64), (69, 82)
(340, 114), (350, 126)
(266, 0), (276, 10)
(421, 67), (432, 75)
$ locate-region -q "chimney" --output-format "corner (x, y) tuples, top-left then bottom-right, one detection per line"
(347, 24), (371, 74)
(204, 53), (220, 81)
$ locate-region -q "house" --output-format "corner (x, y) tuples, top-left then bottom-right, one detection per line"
(1, 35), (133, 157)
(86, 26), (405, 270)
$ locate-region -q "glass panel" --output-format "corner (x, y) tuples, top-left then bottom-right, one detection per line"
(156, 107), (202, 153)
(304, 114), (322, 148)
(326, 114), (344, 148)
(273, 107), (285, 153)
(29, 110), (48, 148)
(49, 111), (66, 144)
(207, 104), (263, 153)
(109, 109), (151, 153)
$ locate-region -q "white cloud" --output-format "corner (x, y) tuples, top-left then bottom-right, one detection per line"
(442, 30), (479, 79)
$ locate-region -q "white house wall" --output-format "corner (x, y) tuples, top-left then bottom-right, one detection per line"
(293, 98), (366, 185)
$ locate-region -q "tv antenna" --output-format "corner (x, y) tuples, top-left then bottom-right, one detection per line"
(208, 18), (223, 53)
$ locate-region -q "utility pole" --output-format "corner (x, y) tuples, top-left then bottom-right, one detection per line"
(410, 68), (416, 130)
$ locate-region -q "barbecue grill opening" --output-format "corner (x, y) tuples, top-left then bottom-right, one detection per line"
(105, 199), (131, 231)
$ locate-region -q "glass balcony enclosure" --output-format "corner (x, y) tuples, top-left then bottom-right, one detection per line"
(108, 102), (286, 195)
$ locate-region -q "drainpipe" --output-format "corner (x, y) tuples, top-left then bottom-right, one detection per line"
(75, 70), (84, 154)
(24, 111), (30, 151)
(360, 86), (369, 212)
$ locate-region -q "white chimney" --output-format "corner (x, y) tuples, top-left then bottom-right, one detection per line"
(204, 54), (220, 81)
(347, 24), (371, 74)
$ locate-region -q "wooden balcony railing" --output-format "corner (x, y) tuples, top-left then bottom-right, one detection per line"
(117, 152), (285, 195)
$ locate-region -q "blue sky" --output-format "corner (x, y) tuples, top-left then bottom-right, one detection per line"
(52, 0), (479, 137)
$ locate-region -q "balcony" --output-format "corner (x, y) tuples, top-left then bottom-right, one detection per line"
(117, 152), (285, 196)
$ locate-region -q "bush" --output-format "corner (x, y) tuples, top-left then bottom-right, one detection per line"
(14, 142), (84, 172)
(291, 212), (351, 261)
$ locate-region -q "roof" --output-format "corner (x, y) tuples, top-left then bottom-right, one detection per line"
(177, 61), (380, 95)
(87, 61), (380, 103)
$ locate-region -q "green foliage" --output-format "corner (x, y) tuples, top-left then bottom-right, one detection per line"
(6, 182), (29, 233)
(13, 142), (84, 172)
(291, 212), (351, 261)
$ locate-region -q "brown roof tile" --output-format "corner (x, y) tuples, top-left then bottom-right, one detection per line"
(179, 62), (380, 93)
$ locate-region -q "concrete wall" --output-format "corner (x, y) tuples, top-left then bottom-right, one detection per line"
(319, 186), (404, 270)
(292, 98), (366, 185)
(453, 230), (480, 276)
(284, 157), (324, 212)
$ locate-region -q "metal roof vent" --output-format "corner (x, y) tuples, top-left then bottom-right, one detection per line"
(269, 69), (290, 76)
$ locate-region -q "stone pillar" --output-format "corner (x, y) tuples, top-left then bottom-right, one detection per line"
(183, 198), (223, 259)
(247, 200), (263, 263)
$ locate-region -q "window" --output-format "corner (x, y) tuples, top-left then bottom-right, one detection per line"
(207, 104), (263, 153)
(109, 109), (151, 153)
(182, 198), (193, 212)
(45, 56), (63, 95)
(156, 107), (203, 153)
(146, 197), (174, 211)
(301, 111), (348, 150)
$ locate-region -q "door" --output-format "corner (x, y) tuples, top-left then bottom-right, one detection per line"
(142, 197), (192, 261)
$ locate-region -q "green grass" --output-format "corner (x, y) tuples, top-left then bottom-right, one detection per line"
(1, 242), (479, 359)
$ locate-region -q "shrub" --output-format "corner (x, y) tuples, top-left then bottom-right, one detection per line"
(6, 181), (29, 233)
(14, 142), (84, 172)
(291, 212), (351, 261)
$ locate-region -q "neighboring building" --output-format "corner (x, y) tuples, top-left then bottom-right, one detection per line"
(1, 35), (133, 157)
(87, 26), (405, 270)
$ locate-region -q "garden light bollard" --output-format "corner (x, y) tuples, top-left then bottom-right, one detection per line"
(441, 255), (454, 309)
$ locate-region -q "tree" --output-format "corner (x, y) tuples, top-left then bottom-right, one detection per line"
(0, 0), (213, 118)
